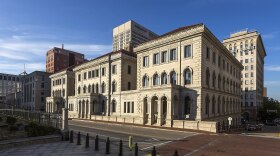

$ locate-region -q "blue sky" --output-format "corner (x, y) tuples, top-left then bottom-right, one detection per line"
(0, 0), (280, 100)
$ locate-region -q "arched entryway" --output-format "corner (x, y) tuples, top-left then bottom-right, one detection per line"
(184, 96), (191, 119)
(173, 95), (179, 119)
(82, 100), (85, 118)
(161, 96), (167, 125)
(143, 97), (148, 124)
(151, 96), (158, 125)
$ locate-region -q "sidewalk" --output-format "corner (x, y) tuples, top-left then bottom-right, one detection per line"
(0, 134), (147, 156)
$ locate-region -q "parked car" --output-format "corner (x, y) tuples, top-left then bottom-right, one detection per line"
(246, 124), (257, 131)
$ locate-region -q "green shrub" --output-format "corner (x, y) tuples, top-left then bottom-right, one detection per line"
(25, 122), (60, 137)
(6, 116), (17, 125)
(9, 125), (19, 131)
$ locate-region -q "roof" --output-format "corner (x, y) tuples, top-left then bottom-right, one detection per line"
(137, 23), (204, 45)
(73, 49), (136, 70)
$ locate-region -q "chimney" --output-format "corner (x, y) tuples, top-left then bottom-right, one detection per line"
(62, 44), (64, 49)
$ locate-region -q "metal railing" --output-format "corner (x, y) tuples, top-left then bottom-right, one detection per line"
(0, 109), (62, 129)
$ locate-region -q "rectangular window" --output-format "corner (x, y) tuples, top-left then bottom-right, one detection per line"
(251, 65), (254, 70)
(84, 72), (87, 80)
(184, 45), (192, 58)
(88, 71), (92, 78)
(240, 60), (243, 64)
(124, 102), (126, 113)
(41, 97), (44, 102)
(127, 102), (130, 113)
(112, 65), (117, 74)
(206, 47), (210, 59)
(102, 68), (106, 76)
(41, 83), (44, 88)
(218, 56), (221, 67)
(131, 102), (134, 113)
(245, 73), (248, 78)
(170, 49), (177, 61)
(212, 52), (216, 63)
(128, 65), (131, 74)
(250, 58), (254, 62)
(153, 53), (159, 64)
(161, 51), (167, 63)
(245, 66), (248, 70)
(96, 69), (99, 77)
(143, 56), (149, 67)
(245, 59), (248, 63)
(251, 72), (254, 77)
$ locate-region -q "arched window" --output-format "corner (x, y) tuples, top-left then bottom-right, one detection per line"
(212, 95), (216, 114)
(112, 99), (116, 112)
(101, 82), (106, 93)
(83, 85), (86, 93)
(142, 75), (149, 87)
(153, 73), (159, 86)
(206, 68), (210, 86)
(226, 78), (229, 92)
(184, 69), (191, 85)
(184, 96), (191, 115)
(170, 71), (177, 85)
(62, 89), (65, 97)
(78, 86), (81, 94)
(88, 84), (91, 93)
(217, 96), (221, 114)
(92, 84), (95, 93)
(218, 74), (221, 89)
(205, 95), (210, 115)
(161, 72), (167, 85)
(212, 71), (216, 88)
(112, 81), (116, 93)
(223, 76), (225, 90)
(95, 83), (99, 94)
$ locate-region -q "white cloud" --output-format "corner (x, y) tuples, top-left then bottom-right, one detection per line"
(263, 31), (280, 39)
(264, 81), (280, 86)
(265, 65), (280, 71)
(0, 35), (112, 75)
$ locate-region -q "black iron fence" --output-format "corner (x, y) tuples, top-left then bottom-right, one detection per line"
(0, 109), (62, 129)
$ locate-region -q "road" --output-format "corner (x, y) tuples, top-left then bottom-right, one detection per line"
(68, 119), (197, 151)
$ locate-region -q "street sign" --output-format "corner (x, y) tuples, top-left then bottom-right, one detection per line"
(228, 117), (232, 126)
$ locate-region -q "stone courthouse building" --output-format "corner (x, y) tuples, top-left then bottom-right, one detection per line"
(47, 23), (243, 132)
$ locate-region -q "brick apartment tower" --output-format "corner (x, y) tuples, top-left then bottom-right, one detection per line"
(46, 45), (85, 73)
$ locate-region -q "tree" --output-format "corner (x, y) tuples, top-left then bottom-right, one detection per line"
(258, 97), (280, 122)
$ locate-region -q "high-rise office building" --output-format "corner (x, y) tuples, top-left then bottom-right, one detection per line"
(223, 29), (266, 121)
(112, 20), (158, 51)
(46, 46), (85, 73)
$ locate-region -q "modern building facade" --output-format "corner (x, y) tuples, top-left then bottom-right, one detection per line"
(47, 23), (243, 132)
(46, 46), (85, 73)
(0, 73), (21, 108)
(21, 71), (51, 111)
(113, 20), (158, 51)
(223, 30), (266, 121)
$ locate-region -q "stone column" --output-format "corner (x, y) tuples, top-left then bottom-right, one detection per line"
(165, 99), (172, 127)
(61, 108), (69, 141)
(158, 100), (162, 126)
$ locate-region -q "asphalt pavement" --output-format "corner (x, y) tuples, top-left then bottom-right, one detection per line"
(68, 119), (198, 151)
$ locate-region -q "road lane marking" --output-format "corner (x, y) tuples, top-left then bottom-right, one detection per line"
(185, 139), (218, 156)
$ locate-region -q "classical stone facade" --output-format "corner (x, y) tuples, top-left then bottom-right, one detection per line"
(46, 23), (243, 132)
(223, 30), (266, 121)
